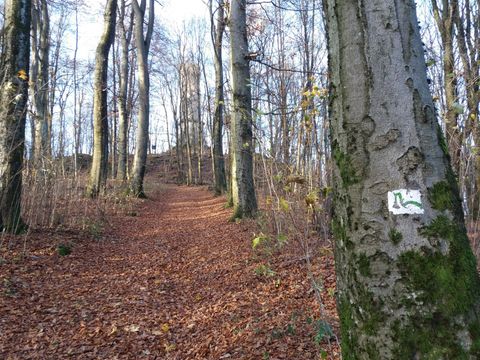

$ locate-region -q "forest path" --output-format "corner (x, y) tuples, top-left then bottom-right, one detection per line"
(1, 185), (338, 359)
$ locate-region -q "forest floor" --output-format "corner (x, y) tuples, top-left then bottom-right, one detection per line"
(0, 183), (340, 359)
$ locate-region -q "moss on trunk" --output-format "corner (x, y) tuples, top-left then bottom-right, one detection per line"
(325, 0), (480, 357)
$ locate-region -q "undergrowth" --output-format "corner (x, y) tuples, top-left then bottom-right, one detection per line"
(252, 151), (339, 356)
(0, 159), (143, 257)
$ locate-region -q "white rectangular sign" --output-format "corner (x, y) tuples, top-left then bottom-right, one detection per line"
(388, 189), (424, 215)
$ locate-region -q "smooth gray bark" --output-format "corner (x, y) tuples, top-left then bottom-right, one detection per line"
(30, 0), (50, 166)
(326, 0), (480, 358)
(87, 0), (117, 197)
(229, 0), (257, 218)
(117, 0), (133, 182)
(210, 0), (227, 194)
(130, 0), (154, 197)
(0, 0), (31, 232)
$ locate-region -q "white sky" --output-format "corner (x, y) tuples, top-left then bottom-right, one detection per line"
(161, 0), (209, 25)
(76, 0), (209, 61)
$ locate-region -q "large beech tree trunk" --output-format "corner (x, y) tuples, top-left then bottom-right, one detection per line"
(87, 0), (117, 197)
(129, 0), (154, 197)
(210, 0), (227, 195)
(325, 0), (480, 358)
(0, 0), (31, 233)
(229, 0), (257, 218)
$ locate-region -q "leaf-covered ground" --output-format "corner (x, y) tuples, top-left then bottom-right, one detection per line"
(0, 185), (340, 359)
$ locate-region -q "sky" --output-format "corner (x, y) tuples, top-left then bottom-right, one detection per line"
(161, 0), (209, 26)
(76, 0), (209, 61)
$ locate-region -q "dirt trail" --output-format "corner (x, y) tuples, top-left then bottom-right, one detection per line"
(1, 185), (339, 359)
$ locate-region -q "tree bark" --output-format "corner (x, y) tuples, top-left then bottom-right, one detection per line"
(183, 91), (194, 185)
(0, 0), (31, 232)
(30, 0), (50, 167)
(229, 0), (257, 218)
(196, 66), (203, 185)
(210, 0), (227, 194)
(87, 0), (117, 198)
(48, 4), (67, 156)
(326, 0), (480, 358)
(431, 0), (462, 174)
(117, 0), (133, 182)
(165, 78), (182, 182)
(130, 0), (154, 197)
(454, 1), (480, 219)
(73, 3), (80, 176)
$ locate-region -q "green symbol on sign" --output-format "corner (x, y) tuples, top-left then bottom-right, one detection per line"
(393, 192), (423, 210)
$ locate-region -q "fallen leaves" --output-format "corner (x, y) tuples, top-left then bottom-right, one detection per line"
(0, 185), (340, 359)
(108, 325), (118, 336)
(161, 323), (170, 333)
(123, 324), (140, 333)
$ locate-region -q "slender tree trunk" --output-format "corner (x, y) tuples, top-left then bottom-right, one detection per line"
(196, 70), (203, 185)
(117, 0), (133, 182)
(431, 0), (462, 174)
(275, 5), (290, 164)
(0, 0), (31, 233)
(179, 64), (194, 186)
(200, 55), (214, 184)
(130, 0), (153, 197)
(125, 50), (137, 176)
(166, 79), (182, 182)
(111, 40), (117, 178)
(229, 0), (257, 219)
(454, 3), (480, 219)
(178, 87), (185, 183)
(87, 0), (117, 198)
(161, 97), (171, 151)
(184, 100), (194, 186)
(30, 0), (50, 167)
(210, 0), (227, 194)
(326, 0), (480, 358)
(48, 6), (66, 155)
(73, 3), (79, 176)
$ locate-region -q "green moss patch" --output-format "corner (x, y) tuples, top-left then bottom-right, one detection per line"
(403, 216), (480, 316)
(357, 253), (371, 277)
(389, 228), (403, 245)
(428, 181), (454, 211)
(356, 286), (386, 336)
(332, 217), (353, 249)
(395, 215), (480, 356)
(338, 285), (386, 358)
(333, 147), (359, 187)
(338, 296), (359, 360)
(393, 317), (468, 360)
(437, 124), (449, 157)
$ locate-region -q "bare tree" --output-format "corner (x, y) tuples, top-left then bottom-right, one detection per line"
(129, 0), (154, 197)
(431, 0), (462, 173)
(454, 0), (480, 219)
(229, 0), (257, 218)
(116, 0), (134, 182)
(87, 0), (117, 197)
(210, 0), (227, 194)
(30, 0), (50, 166)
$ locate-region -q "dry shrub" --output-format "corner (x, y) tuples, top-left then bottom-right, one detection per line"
(19, 159), (137, 236)
(254, 156), (339, 352)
